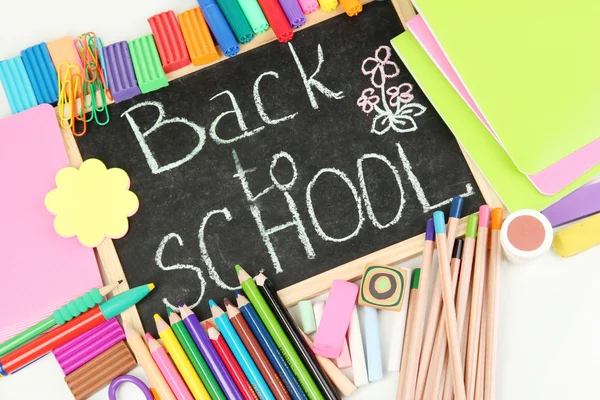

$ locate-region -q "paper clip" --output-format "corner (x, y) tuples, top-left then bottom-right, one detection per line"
(108, 375), (153, 400)
(57, 62), (81, 130)
(71, 72), (87, 137)
(75, 33), (111, 129)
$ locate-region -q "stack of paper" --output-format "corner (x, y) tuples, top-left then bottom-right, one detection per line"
(0, 104), (101, 342)
(391, 0), (600, 216)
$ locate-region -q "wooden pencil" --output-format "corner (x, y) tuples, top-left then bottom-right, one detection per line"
(254, 272), (340, 400)
(484, 209), (503, 400)
(398, 268), (419, 375)
(123, 322), (177, 400)
(301, 332), (357, 397)
(146, 333), (195, 400)
(206, 322), (257, 400)
(396, 219), (435, 400)
(432, 211), (466, 400)
(475, 297), (487, 400)
(446, 196), (464, 256)
(466, 206), (490, 400)
(225, 298), (291, 400)
(423, 240), (463, 400)
(442, 214), (479, 400)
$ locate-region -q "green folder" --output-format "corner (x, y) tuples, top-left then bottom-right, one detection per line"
(411, 0), (600, 174)
(390, 32), (600, 212)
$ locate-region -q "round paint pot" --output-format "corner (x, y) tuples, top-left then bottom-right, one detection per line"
(500, 209), (553, 263)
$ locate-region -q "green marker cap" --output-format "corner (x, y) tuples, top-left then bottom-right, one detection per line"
(466, 214), (479, 239)
(99, 284), (154, 320)
(411, 268), (421, 289)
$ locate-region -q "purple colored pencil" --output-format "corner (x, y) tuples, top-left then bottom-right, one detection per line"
(52, 318), (124, 375)
(278, 0), (306, 28)
(178, 302), (243, 400)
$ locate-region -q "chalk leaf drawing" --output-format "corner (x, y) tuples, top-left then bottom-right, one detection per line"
(357, 46), (426, 135)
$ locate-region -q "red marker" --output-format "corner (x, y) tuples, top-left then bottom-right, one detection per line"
(206, 322), (257, 400)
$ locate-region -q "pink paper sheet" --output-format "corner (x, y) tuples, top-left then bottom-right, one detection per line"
(407, 16), (600, 195)
(0, 105), (101, 342)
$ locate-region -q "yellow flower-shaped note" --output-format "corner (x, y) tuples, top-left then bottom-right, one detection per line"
(45, 159), (139, 247)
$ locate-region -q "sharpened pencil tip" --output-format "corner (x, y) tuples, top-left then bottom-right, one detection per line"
(177, 300), (184, 307)
(208, 299), (217, 308)
(235, 264), (243, 273)
(148, 283), (155, 291)
(224, 298), (233, 307)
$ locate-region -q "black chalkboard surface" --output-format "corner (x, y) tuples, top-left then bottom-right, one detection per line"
(78, 2), (484, 333)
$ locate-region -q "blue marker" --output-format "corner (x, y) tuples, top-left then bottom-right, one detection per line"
(235, 291), (308, 400)
(197, 0), (240, 57)
(209, 299), (275, 400)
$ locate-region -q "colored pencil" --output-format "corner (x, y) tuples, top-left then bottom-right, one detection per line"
(386, 267), (412, 373)
(446, 196), (464, 256)
(398, 268), (419, 375)
(432, 211), (466, 400)
(124, 322), (177, 400)
(226, 298), (291, 400)
(155, 314), (211, 400)
(146, 333), (194, 400)
(236, 265), (324, 400)
(466, 205), (490, 400)
(206, 321), (258, 400)
(0, 281), (121, 357)
(300, 333), (356, 397)
(179, 303), (243, 400)
(442, 214), (479, 400)
(210, 300), (275, 400)
(169, 309), (226, 400)
(254, 273), (339, 400)
(0, 284), (153, 376)
(423, 239), (463, 400)
(396, 219), (435, 400)
(415, 259), (444, 398)
(475, 298), (487, 400)
(485, 209), (503, 400)
(236, 292), (308, 400)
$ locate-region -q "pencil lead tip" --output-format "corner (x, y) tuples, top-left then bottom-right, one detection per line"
(224, 298), (233, 307)
(177, 300), (184, 307)
(208, 299), (217, 308)
(235, 264), (243, 273)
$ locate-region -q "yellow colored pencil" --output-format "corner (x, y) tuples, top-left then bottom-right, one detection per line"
(154, 314), (211, 400)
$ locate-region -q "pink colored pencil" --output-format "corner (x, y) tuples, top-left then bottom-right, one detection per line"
(146, 333), (194, 400)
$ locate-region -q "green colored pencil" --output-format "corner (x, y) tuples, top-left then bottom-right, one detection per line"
(168, 309), (226, 400)
(236, 265), (324, 400)
(0, 282), (121, 357)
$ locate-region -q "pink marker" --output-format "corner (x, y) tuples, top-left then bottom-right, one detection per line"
(313, 280), (358, 358)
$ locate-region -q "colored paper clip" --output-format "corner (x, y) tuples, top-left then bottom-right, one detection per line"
(75, 33), (110, 128)
(57, 62), (86, 136)
(108, 375), (153, 400)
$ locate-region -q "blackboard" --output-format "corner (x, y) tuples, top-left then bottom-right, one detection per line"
(78, 2), (484, 333)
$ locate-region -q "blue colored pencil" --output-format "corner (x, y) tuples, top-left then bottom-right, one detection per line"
(209, 299), (275, 400)
(236, 291), (308, 400)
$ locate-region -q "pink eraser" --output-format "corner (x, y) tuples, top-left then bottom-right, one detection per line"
(479, 205), (491, 227)
(313, 280), (358, 358)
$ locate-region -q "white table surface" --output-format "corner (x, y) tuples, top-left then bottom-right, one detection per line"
(1, 1), (599, 399)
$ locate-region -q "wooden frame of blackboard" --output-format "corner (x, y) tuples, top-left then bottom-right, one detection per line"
(55, 0), (504, 334)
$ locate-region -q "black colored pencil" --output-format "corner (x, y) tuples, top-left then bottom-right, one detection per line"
(254, 273), (340, 400)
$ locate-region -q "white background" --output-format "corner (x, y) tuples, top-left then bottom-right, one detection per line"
(1, 1), (599, 399)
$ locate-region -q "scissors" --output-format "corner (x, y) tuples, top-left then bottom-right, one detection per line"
(108, 375), (154, 400)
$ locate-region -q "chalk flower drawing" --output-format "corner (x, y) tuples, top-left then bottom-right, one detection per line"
(45, 158), (139, 247)
(357, 46), (426, 135)
(357, 88), (380, 114)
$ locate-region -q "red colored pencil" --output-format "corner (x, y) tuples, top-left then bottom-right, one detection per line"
(206, 321), (258, 400)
